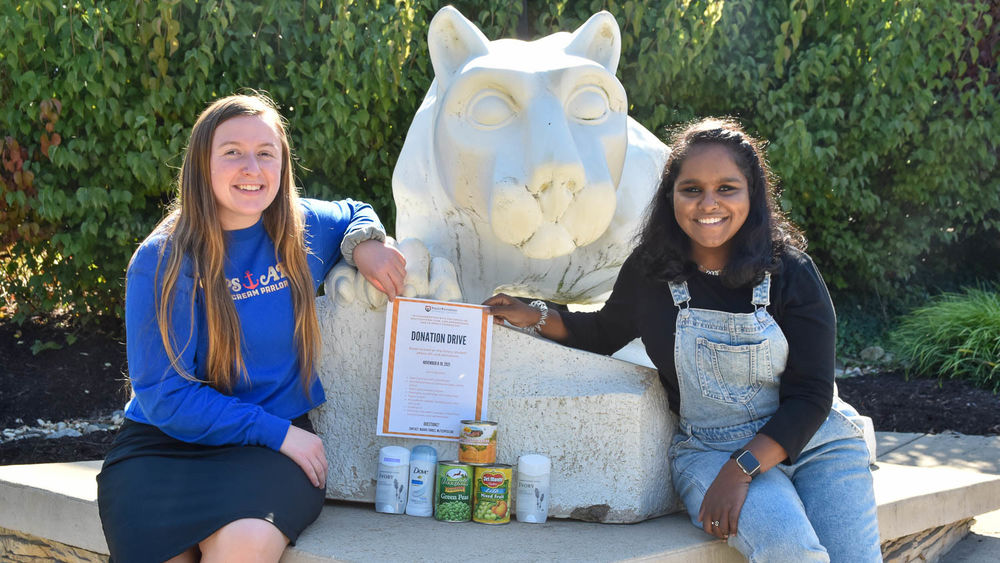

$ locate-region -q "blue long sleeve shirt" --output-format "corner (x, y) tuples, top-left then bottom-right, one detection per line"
(123, 198), (383, 450)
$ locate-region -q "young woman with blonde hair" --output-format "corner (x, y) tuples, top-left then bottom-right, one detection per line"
(97, 94), (405, 562)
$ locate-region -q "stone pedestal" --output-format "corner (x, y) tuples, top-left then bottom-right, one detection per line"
(311, 294), (680, 523)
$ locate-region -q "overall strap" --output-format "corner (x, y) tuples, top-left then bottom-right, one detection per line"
(668, 281), (691, 308)
(751, 271), (772, 309)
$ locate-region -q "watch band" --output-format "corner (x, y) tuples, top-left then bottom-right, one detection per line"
(730, 448), (761, 478)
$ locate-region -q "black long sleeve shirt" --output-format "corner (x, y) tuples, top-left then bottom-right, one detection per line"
(560, 246), (836, 463)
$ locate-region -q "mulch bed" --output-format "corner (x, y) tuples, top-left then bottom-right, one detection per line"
(1, 316), (997, 466)
(837, 372), (1000, 436)
(0, 316), (130, 428)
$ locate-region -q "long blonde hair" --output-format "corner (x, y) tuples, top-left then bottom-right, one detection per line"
(147, 94), (318, 393)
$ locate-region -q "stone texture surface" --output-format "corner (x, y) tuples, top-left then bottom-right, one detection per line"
(312, 296), (680, 523)
(0, 526), (107, 563)
(880, 518), (973, 563)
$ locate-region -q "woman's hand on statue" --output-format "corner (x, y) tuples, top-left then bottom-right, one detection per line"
(279, 424), (329, 488)
(698, 460), (751, 540)
(482, 293), (540, 329)
(353, 239), (407, 301)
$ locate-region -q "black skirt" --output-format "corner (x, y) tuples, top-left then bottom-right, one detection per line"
(97, 414), (325, 563)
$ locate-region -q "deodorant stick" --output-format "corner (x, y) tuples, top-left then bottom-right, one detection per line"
(516, 454), (551, 523)
(405, 445), (438, 516)
(375, 446), (410, 514)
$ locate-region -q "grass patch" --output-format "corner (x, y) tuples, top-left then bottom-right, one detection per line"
(890, 287), (1000, 392)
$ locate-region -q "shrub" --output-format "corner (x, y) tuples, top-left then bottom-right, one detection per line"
(599, 0), (1000, 295)
(1, 0), (997, 325)
(891, 287), (1000, 391)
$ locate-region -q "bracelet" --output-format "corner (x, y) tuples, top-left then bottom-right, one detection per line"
(526, 300), (548, 334)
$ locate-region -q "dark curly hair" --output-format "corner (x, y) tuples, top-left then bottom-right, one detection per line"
(634, 118), (805, 288)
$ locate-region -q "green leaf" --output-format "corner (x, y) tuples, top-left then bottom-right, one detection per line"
(31, 339), (63, 355)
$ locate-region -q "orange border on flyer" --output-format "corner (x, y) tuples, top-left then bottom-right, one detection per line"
(381, 300), (402, 434)
(475, 309), (488, 419)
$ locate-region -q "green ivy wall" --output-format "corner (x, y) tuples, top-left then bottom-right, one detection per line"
(1, 0), (997, 323)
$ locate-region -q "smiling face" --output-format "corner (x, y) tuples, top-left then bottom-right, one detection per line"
(209, 114), (283, 230)
(672, 144), (750, 270)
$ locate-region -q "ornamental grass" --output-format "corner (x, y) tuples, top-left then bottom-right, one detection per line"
(891, 287), (1000, 392)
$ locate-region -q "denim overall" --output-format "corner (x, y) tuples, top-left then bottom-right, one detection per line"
(668, 273), (882, 563)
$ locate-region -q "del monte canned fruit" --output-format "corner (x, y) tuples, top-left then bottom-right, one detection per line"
(459, 420), (498, 464)
(435, 461), (472, 522)
(473, 464), (512, 524)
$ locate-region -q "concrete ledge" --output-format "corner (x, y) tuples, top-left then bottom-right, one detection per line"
(872, 462), (1000, 541)
(3, 433), (1000, 562)
(289, 504), (743, 563)
(0, 461), (106, 555)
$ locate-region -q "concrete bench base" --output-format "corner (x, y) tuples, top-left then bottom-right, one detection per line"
(2, 433), (999, 562)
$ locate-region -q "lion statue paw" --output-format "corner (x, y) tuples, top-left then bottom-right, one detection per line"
(324, 237), (462, 309)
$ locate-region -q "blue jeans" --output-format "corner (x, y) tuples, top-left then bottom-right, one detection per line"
(670, 411), (882, 563)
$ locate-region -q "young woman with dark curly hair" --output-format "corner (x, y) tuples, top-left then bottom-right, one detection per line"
(486, 118), (881, 562)
(97, 94), (406, 562)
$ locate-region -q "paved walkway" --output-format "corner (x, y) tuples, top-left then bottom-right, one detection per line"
(877, 431), (1000, 561)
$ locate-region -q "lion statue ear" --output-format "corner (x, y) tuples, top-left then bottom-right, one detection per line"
(428, 6), (490, 92)
(566, 11), (622, 75)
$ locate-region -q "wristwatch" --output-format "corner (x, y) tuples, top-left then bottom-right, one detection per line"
(730, 448), (761, 478)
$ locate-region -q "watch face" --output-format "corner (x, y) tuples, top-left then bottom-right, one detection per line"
(737, 450), (761, 476)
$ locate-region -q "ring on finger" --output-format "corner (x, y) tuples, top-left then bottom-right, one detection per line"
(711, 520), (721, 527)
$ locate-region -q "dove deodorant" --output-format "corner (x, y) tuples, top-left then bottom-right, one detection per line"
(375, 446), (410, 514)
(405, 445), (438, 516)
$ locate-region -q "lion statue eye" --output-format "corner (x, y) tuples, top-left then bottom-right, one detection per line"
(566, 86), (609, 123)
(466, 89), (517, 129)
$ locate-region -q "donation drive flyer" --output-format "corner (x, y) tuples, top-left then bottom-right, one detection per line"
(377, 297), (493, 441)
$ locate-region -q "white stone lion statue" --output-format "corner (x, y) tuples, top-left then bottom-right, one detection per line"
(331, 6), (668, 306)
(395, 5), (670, 305)
(314, 8), (677, 520)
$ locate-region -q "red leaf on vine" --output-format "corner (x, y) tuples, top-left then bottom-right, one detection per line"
(2, 137), (21, 173)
